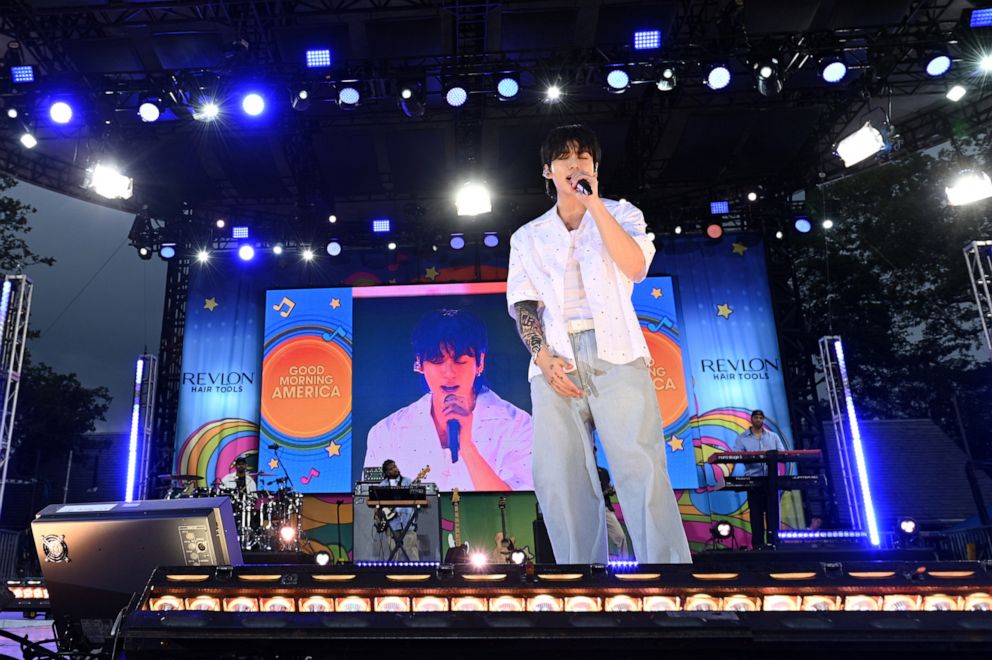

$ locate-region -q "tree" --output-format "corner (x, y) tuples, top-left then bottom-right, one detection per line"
(795, 141), (992, 458)
(0, 174), (55, 272)
(12, 356), (112, 470)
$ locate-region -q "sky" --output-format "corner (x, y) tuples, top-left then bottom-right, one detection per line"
(10, 178), (167, 434)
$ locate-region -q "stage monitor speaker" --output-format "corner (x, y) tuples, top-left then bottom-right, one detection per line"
(353, 494), (440, 562)
(32, 497), (242, 650)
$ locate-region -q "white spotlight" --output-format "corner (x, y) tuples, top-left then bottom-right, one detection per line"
(194, 101), (220, 121)
(326, 240), (342, 256)
(545, 85), (562, 101)
(196, 249), (210, 263)
(138, 101), (161, 123)
(19, 132), (37, 149)
(455, 182), (492, 216)
(302, 248), (315, 261)
(6, 108), (18, 119)
(747, 191), (758, 202)
(84, 162), (133, 199)
(273, 243), (284, 255)
(387, 242), (397, 250)
(469, 552), (488, 568)
(946, 170), (992, 206)
(674, 225), (683, 234)
(835, 121), (888, 167)
(947, 85), (967, 102)
(822, 219), (834, 230)
(49, 101), (73, 124)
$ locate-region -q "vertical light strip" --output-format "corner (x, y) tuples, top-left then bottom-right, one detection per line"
(0, 280), (11, 340)
(833, 339), (880, 546)
(125, 357), (144, 502)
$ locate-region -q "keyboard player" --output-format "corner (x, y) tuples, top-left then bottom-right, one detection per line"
(733, 410), (786, 548)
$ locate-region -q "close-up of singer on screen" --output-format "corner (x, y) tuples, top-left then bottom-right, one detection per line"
(363, 308), (533, 491)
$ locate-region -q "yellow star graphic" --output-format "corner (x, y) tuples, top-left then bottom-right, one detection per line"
(204, 297), (218, 312)
(716, 303), (733, 319)
(330, 298), (341, 310)
(667, 436), (685, 452)
(425, 266), (439, 281)
(326, 441), (342, 458)
(268, 458), (279, 470)
(732, 242), (748, 256)
(651, 288), (663, 299)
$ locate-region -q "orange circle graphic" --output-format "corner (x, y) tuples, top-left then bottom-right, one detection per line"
(261, 336), (352, 438)
(643, 329), (689, 427)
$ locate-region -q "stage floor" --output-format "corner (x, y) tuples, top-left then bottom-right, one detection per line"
(0, 612), (55, 659)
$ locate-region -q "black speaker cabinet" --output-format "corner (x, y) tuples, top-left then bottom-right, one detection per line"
(32, 497), (242, 649)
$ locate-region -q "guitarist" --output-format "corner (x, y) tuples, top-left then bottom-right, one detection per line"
(376, 460), (419, 560)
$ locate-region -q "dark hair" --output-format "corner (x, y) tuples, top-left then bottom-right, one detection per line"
(751, 409), (765, 417)
(382, 459), (395, 472)
(411, 308), (489, 394)
(540, 124), (602, 200)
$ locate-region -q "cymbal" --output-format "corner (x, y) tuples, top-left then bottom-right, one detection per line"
(249, 471), (276, 477)
(157, 474), (202, 481)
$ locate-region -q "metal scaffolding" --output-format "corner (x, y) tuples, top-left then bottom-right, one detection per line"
(818, 335), (863, 532)
(963, 241), (992, 354)
(0, 275), (34, 522)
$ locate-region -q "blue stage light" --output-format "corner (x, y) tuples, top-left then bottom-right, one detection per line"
(925, 53), (951, 77)
(710, 200), (729, 215)
(10, 65), (34, 84)
(633, 30), (661, 50)
(483, 232), (499, 248)
(232, 226), (249, 239)
(606, 69), (630, 92)
(820, 58), (847, 83)
(372, 219), (391, 234)
(706, 65), (731, 90)
(159, 244), (176, 260)
(49, 101), (73, 124)
(306, 49), (332, 69)
(446, 86), (468, 107)
(124, 356), (145, 502)
(833, 338), (881, 547)
(450, 233), (465, 250)
(970, 8), (992, 28)
(794, 217), (812, 233)
(326, 240), (342, 257)
(338, 86), (360, 105)
(238, 244), (255, 261)
(242, 93), (265, 116)
(497, 77), (519, 99)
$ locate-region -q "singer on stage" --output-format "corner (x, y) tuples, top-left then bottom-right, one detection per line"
(364, 308), (533, 491)
(507, 124), (691, 564)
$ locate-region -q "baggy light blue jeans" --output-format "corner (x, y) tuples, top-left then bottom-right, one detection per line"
(531, 330), (692, 564)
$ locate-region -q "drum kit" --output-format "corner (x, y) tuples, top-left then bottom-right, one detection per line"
(158, 472), (304, 552)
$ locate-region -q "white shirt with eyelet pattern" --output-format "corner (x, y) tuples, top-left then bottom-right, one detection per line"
(507, 198), (655, 382)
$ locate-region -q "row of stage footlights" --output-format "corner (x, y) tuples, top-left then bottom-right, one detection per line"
(145, 593), (992, 613)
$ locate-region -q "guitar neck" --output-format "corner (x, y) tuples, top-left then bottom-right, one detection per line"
(453, 501), (461, 547)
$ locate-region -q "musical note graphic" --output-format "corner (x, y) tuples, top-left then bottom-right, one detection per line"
(299, 467), (320, 485)
(321, 325), (340, 343)
(646, 316), (677, 334)
(272, 296), (296, 318)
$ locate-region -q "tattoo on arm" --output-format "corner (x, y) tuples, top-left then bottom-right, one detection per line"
(514, 301), (546, 358)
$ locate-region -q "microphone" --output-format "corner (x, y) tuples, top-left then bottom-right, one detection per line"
(575, 178), (592, 196)
(268, 443), (280, 450)
(447, 419), (461, 463)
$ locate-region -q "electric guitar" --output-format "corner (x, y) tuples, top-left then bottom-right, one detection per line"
(443, 488), (470, 563)
(374, 465), (430, 533)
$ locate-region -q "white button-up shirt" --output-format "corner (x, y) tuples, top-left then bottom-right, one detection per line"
(507, 199), (655, 381)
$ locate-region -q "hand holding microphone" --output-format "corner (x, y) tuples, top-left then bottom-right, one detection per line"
(569, 170), (597, 198)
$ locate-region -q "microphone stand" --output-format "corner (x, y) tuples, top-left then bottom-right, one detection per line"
(335, 499), (345, 563)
